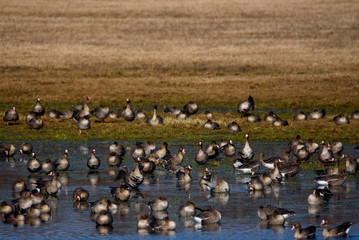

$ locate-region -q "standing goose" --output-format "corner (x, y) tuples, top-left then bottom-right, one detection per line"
(237, 95), (254, 115)
(268, 159), (283, 183)
(27, 152), (41, 173)
(77, 117), (91, 135)
(155, 142), (170, 160)
(205, 141), (220, 159)
(146, 105), (163, 126)
(55, 149), (70, 171)
(33, 98), (45, 116)
(87, 149), (100, 170)
(293, 110), (307, 121)
(72, 96), (90, 121)
(227, 121), (241, 133)
(18, 142), (33, 155)
(240, 134), (254, 161)
(199, 168), (211, 191)
(316, 170), (346, 186)
(120, 99), (136, 121)
(330, 140), (343, 156)
(176, 165), (192, 184)
(42, 159), (56, 174)
(195, 141), (209, 164)
(3, 106), (19, 126)
(318, 141), (334, 164)
(321, 219), (352, 238)
(25, 111), (36, 125)
(91, 105), (110, 123)
(166, 147), (185, 166)
(139, 157), (156, 174)
(291, 222), (317, 239)
(308, 109), (326, 120)
(221, 140), (236, 157)
(43, 171), (62, 195)
(342, 153), (358, 174)
(115, 158), (144, 189)
(183, 101), (198, 115)
(278, 159), (301, 177)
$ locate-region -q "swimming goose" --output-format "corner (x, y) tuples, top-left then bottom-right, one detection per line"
(91, 105), (110, 123)
(107, 152), (122, 167)
(318, 141), (334, 163)
(166, 147), (185, 166)
(19, 142), (33, 155)
(3, 106), (19, 126)
(350, 110), (359, 120)
(333, 114), (350, 125)
(27, 152), (41, 173)
(227, 121), (241, 133)
(147, 196), (169, 211)
(115, 158), (144, 189)
(308, 188), (333, 205)
(72, 96), (91, 121)
(178, 201), (196, 217)
(293, 110), (307, 121)
(120, 99), (136, 121)
(202, 173), (230, 193)
(291, 222), (317, 239)
(146, 105), (163, 126)
(109, 141), (126, 157)
(42, 159), (56, 174)
(321, 219), (352, 238)
(205, 141), (220, 159)
(194, 206), (221, 224)
(309, 109), (326, 120)
(87, 149), (100, 170)
(246, 113), (261, 123)
(176, 165), (192, 184)
(55, 149), (70, 171)
(203, 119), (220, 130)
(342, 153), (358, 174)
(183, 101), (198, 115)
(221, 140), (236, 157)
(264, 111), (278, 124)
(240, 134), (254, 161)
(110, 184), (130, 201)
(237, 95), (254, 114)
(195, 141), (209, 164)
(33, 97), (45, 116)
(73, 187), (89, 202)
(257, 205), (295, 220)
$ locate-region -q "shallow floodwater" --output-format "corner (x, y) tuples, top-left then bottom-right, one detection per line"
(1, 140), (359, 239)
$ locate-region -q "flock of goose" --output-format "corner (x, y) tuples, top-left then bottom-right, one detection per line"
(3, 96), (359, 134)
(0, 132), (358, 238)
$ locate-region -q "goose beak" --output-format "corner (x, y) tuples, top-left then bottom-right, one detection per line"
(291, 226), (295, 231)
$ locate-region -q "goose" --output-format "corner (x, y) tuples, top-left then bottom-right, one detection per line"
(135, 110), (148, 120)
(137, 141), (156, 156)
(237, 152), (263, 174)
(1, 143), (16, 157)
(28, 116), (43, 130)
(0, 201), (14, 216)
(107, 152), (122, 167)
(152, 217), (176, 231)
(25, 111), (36, 125)
(154, 142), (170, 160)
(272, 118), (288, 127)
(12, 178), (27, 193)
(137, 214), (154, 229)
(293, 110), (307, 121)
(27, 152), (41, 173)
(262, 149), (288, 169)
(18, 142), (33, 155)
(308, 188), (333, 205)
(227, 121), (241, 133)
(42, 159), (56, 174)
(305, 139), (319, 154)
(247, 177), (264, 191)
(176, 111), (188, 120)
(199, 168), (211, 191)
(164, 106), (181, 115)
(233, 154), (245, 169)
(178, 201), (196, 217)
(200, 111), (214, 119)
(268, 159), (283, 183)
(91, 105), (110, 123)
(110, 184), (130, 201)
(314, 157), (338, 177)
(47, 109), (61, 119)
(333, 114), (349, 125)
(246, 113), (261, 123)
(203, 119), (220, 130)
(291, 222), (317, 239)
(55, 149), (70, 171)
(342, 153), (358, 174)
(72, 96), (91, 121)
(95, 210), (113, 226)
(87, 149), (100, 170)
(330, 140), (343, 156)
(221, 140), (236, 157)
(115, 158), (144, 189)
(321, 219), (352, 238)
(39, 201), (51, 214)
(90, 199), (109, 214)
(129, 142), (145, 159)
(73, 187), (89, 202)
(259, 173), (272, 186)
(278, 159), (301, 177)
(166, 147), (185, 166)
(264, 111), (278, 123)
(147, 196), (168, 211)
(308, 109), (326, 120)
(240, 134), (254, 161)
(195, 141), (209, 164)
(237, 95), (254, 114)
(194, 206), (221, 224)
(318, 141), (334, 163)
(3, 106), (19, 126)
(202, 173), (230, 193)
(139, 157), (156, 174)
(58, 109), (73, 119)
(205, 141), (220, 159)
(43, 171), (62, 195)
(77, 117), (91, 135)
(120, 99), (135, 121)
(267, 210), (286, 226)
(350, 110), (359, 120)
(33, 97), (45, 116)
(109, 141), (126, 157)
(176, 165), (192, 184)
(146, 105), (163, 126)
(316, 170), (346, 186)
(295, 146), (310, 161)
(289, 135), (302, 150)
(257, 205), (295, 220)
(183, 101), (198, 115)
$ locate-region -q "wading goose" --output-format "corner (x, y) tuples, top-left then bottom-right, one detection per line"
(166, 147), (185, 166)
(342, 153), (358, 174)
(178, 201), (196, 217)
(115, 158), (144, 189)
(42, 159), (56, 174)
(237, 95), (254, 115)
(321, 219), (352, 238)
(305, 139), (319, 154)
(264, 111), (278, 124)
(205, 141), (220, 159)
(236, 152), (263, 174)
(257, 205), (295, 220)
(316, 170), (346, 186)
(155, 142), (170, 160)
(203, 119), (220, 130)
(147, 196), (169, 211)
(278, 159), (301, 177)
(33, 97), (45, 116)
(146, 105), (163, 126)
(55, 149), (69, 171)
(19, 142), (33, 155)
(110, 184), (130, 202)
(330, 140), (343, 156)
(291, 222), (317, 239)
(247, 177), (264, 191)
(1, 143), (16, 157)
(120, 99), (135, 121)
(308, 188), (333, 205)
(268, 159), (283, 183)
(3, 106), (19, 126)
(73, 187), (89, 202)
(240, 134), (254, 161)
(43, 171), (62, 195)
(199, 168), (211, 191)
(333, 114), (350, 125)
(87, 149), (100, 170)
(318, 141), (334, 163)
(183, 101), (198, 115)
(227, 121), (241, 133)
(293, 110), (307, 121)
(195, 141), (209, 164)
(309, 109), (326, 120)
(221, 140), (236, 157)
(194, 206), (221, 224)
(139, 157), (156, 174)
(27, 152), (41, 173)
(202, 173), (230, 193)
(176, 165), (192, 184)
(91, 105), (110, 123)
(246, 113), (261, 123)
